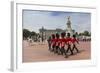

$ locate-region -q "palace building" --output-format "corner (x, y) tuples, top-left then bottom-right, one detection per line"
(39, 16), (75, 41)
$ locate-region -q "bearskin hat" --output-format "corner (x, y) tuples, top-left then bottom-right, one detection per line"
(61, 32), (66, 37)
(56, 33), (60, 38)
(51, 34), (55, 39)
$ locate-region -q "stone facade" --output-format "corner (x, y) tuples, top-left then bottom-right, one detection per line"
(39, 16), (74, 41)
(39, 27), (66, 40)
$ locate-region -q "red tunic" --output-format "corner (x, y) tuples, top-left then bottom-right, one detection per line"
(55, 38), (61, 46)
(51, 39), (56, 46)
(71, 38), (78, 44)
(66, 37), (72, 44)
(60, 38), (66, 47)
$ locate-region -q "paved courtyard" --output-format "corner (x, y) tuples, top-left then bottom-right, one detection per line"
(22, 40), (91, 63)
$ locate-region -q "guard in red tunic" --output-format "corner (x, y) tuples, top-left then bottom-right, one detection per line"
(66, 33), (73, 55)
(60, 32), (68, 58)
(71, 35), (79, 53)
(55, 33), (61, 54)
(51, 34), (56, 52)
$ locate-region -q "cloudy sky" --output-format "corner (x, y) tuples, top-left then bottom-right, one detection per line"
(23, 10), (91, 33)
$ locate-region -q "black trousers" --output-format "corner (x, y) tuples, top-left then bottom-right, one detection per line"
(52, 45), (55, 52)
(55, 46), (62, 54)
(66, 44), (73, 55)
(61, 46), (66, 55)
(72, 44), (79, 53)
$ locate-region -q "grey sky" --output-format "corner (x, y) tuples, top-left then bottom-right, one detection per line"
(23, 10), (91, 33)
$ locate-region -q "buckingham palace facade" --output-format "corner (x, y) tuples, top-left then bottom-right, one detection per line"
(39, 27), (66, 41)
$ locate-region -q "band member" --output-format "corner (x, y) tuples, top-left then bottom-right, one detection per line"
(60, 32), (68, 58)
(71, 35), (79, 53)
(66, 33), (73, 55)
(55, 33), (61, 54)
(47, 36), (52, 51)
(51, 34), (56, 52)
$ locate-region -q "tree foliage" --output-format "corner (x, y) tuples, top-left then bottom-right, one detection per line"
(23, 29), (31, 39)
(23, 29), (37, 40)
(78, 30), (91, 36)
